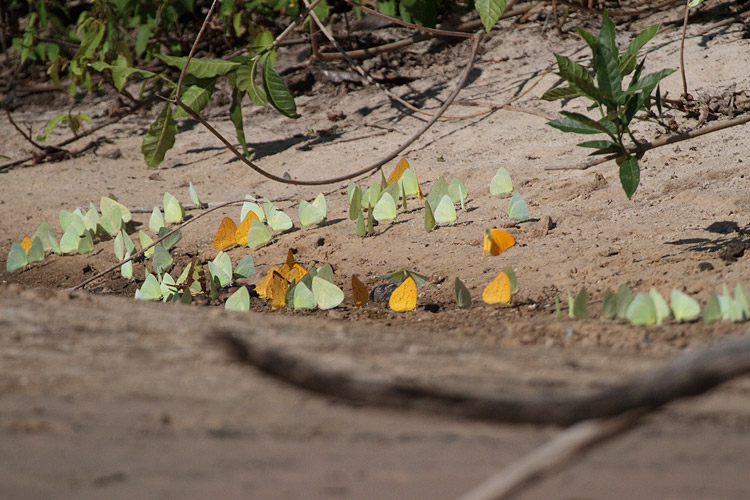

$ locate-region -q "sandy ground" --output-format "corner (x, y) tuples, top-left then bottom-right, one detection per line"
(1, 2), (750, 498)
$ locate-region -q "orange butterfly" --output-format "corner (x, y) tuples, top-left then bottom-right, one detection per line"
(483, 229), (516, 257)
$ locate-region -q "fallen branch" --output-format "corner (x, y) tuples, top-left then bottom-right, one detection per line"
(454, 410), (647, 500)
(545, 112), (750, 171)
(225, 327), (750, 426)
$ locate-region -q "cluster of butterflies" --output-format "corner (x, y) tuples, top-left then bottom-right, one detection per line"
(562, 283), (750, 325)
(220, 235), (520, 313)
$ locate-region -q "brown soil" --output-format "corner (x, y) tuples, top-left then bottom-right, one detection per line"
(2, 3), (750, 499)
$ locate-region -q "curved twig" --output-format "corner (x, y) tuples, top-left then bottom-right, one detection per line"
(174, 32), (483, 185)
(545, 112), (750, 171)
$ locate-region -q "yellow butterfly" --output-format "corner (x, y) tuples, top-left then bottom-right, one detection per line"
(213, 212), (259, 250)
(482, 272), (511, 304)
(483, 229), (516, 257)
(389, 276), (417, 312)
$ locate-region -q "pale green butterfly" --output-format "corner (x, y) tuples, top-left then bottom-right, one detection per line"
(454, 277), (471, 309)
(373, 192), (397, 221)
(189, 181), (202, 207)
(121, 252), (133, 280)
(83, 204), (100, 232)
(176, 260), (202, 295)
(734, 283), (750, 320)
(381, 269), (429, 287)
(163, 192), (185, 224)
(293, 281), (318, 310)
(6, 239), (42, 273)
(424, 199), (435, 233)
(448, 177), (467, 210)
(233, 254), (256, 279)
(241, 196), (265, 221)
(399, 168), (421, 197)
(649, 288), (670, 325)
(153, 245), (173, 275)
(568, 287), (587, 319)
(100, 196), (132, 223)
(602, 288), (617, 320)
(625, 293), (657, 326)
(247, 218), (272, 248)
(718, 286), (741, 322)
(670, 289), (700, 322)
(149, 206), (165, 233)
(504, 266), (519, 294)
(77, 231), (93, 254)
(508, 192), (530, 221)
(349, 185), (362, 221)
(135, 272), (162, 301)
(60, 210), (87, 235)
(159, 273), (178, 302)
(355, 210), (366, 237)
(32, 221), (60, 254)
(382, 181), (401, 205)
(138, 230), (155, 258)
(225, 286), (250, 312)
(490, 167), (513, 196)
(312, 276), (344, 310)
(703, 293), (721, 323)
(434, 195), (457, 224)
(60, 225), (85, 254)
(208, 251), (232, 288)
(96, 207), (122, 236)
(362, 182), (381, 209)
(616, 285), (633, 320)
(263, 199), (293, 231)
(426, 177), (449, 209)
(299, 193), (327, 226)
(315, 263), (335, 284)
(113, 231), (126, 261)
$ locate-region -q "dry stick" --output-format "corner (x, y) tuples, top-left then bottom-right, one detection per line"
(545, 112), (750, 171)
(69, 199), (248, 291)
(345, 1), (474, 38)
(310, 0), (495, 121)
(173, 32), (482, 185)
(0, 100), (151, 172)
(318, 3), (533, 61)
(175, 0), (219, 100)
(225, 328), (750, 426)
(679, 0), (691, 97)
(4, 108), (53, 152)
(455, 410), (647, 500)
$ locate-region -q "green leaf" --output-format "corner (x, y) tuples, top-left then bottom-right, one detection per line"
(234, 58), (267, 107)
(576, 27), (598, 59)
(475, 0), (506, 32)
(173, 83), (215, 118)
(157, 54), (240, 78)
(541, 86), (581, 101)
(142, 103), (176, 169)
(400, 0), (438, 27)
(554, 54), (607, 105)
(597, 10), (617, 57)
(548, 117), (602, 135)
(619, 24), (659, 75)
(617, 155), (640, 199)
(377, 0), (396, 16)
(595, 44), (623, 106)
(229, 88), (249, 157)
(624, 68), (676, 97)
(688, 0), (704, 8)
(262, 55), (299, 118)
(36, 113), (66, 142)
(577, 140), (624, 152)
(313, 0), (331, 22)
(135, 25), (151, 57)
(90, 61), (158, 85)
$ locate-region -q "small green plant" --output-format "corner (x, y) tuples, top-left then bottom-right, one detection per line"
(543, 10), (675, 199)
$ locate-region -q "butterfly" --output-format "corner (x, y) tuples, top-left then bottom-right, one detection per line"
(483, 229), (516, 256)
(389, 276), (417, 312)
(482, 272), (511, 305)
